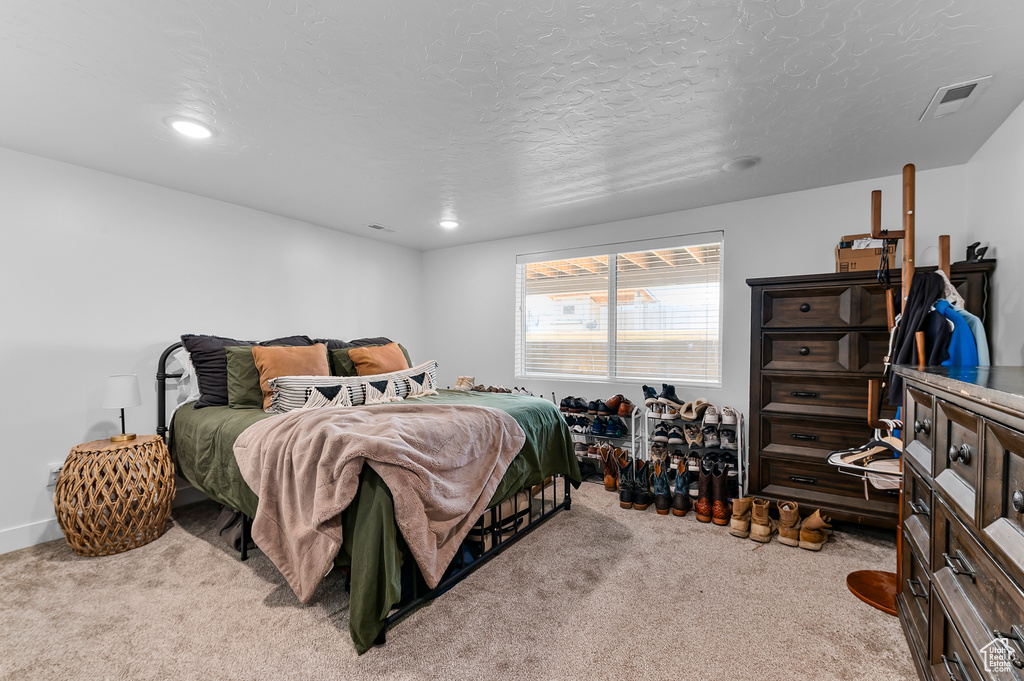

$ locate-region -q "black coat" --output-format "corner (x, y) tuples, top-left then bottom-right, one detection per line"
(888, 272), (946, 405)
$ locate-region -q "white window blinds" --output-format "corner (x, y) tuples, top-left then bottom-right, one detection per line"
(515, 237), (722, 385)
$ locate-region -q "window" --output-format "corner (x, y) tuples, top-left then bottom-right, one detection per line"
(515, 234), (722, 385)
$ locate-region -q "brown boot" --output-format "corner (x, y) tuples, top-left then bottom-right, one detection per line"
(750, 498), (777, 543)
(799, 510), (832, 551)
(694, 456), (714, 523)
(599, 446), (618, 491)
(730, 497), (753, 538)
(711, 463), (732, 526)
(777, 501), (802, 547)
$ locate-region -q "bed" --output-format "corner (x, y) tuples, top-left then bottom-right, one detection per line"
(157, 341), (580, 653)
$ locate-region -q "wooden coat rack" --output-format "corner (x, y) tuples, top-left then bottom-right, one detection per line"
(848, 164), (951, 617)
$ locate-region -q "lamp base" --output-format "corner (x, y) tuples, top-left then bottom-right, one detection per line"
(110, 433), (137, 443)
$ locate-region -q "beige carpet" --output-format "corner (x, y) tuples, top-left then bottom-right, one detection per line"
(0, 483), (915, 680)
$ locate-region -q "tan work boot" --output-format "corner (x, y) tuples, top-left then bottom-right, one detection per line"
(750, 498), (777, 543)
(730, 497), (753, 538)
(777, 501), (802, 547)
(799, 510), (832, 551)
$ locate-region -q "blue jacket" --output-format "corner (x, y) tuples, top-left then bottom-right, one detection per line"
(934, 300), (979, 367)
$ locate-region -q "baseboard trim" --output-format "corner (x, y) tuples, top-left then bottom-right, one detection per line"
(0, 518), (65, 555)
(1, 483), (210, 555)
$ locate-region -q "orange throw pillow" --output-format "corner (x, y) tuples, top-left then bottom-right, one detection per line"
(252, 343), (330, 410)
(349, 342), (411, 376)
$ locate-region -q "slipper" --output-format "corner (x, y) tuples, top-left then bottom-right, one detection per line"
(679, 399), (710, 421)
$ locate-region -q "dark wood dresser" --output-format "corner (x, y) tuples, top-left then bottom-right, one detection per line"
(896, 366), (1024, 681)
(746, 263), (994, 528)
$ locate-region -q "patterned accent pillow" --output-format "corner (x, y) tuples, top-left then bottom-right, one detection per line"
(267, 360), (438, 413)
(363, 379), (401, 405)
(406, 371), (437, 398)
(299, 384), (352, 410)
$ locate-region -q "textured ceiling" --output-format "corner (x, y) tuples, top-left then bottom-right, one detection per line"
(2, 1), (1024, 250)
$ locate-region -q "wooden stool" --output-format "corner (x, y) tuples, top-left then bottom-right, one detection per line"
(54, 434), (176, 556)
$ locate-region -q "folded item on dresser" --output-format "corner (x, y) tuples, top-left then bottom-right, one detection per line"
(233, 403), (527, 603)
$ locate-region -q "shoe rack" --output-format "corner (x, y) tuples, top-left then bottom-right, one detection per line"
(643, 407), (747, 498)
(555, 393), (644, 469)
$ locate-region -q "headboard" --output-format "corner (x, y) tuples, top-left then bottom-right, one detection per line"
(156, 342), (184, 443)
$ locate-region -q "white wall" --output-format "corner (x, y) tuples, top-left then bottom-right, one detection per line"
(0, 147), (424, 553)
(422, 165), (970, 416)
(966, 98), (1024, 365)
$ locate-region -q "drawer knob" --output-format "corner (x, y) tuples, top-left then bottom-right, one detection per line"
(789, 475), (818, 485)
(790, 433), (819, 442)
(943, 550), (976, 582)
(948, 443), (971, 464)
(1013, 490), (1024, 514)
(991, 627), (1024, 669)
(906, 577), (927, 599)
(913, 419), (931, 435)
(799, 303), (811, 312)
(941, 654), (967, 681)
(908, 500), (930, 517)
(798, 346), (810, 356)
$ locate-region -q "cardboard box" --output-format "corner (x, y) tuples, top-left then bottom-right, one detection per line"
(835, 244), (894, 273)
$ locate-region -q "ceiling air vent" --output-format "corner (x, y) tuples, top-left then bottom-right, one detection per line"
(920, 76), (992, 121)
(368, 223), (398, 234)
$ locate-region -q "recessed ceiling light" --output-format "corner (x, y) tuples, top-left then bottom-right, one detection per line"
(168, 118), (213, 139)
(440, 220), (459, 229)
(723, 156), (761, 172)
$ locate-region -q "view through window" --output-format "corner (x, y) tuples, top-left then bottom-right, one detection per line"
(515, 239), (722, 384)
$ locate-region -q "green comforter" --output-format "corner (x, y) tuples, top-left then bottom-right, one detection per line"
(169, 390), (579, 653)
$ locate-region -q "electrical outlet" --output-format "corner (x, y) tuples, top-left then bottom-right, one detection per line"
(47, 463), (63, 487)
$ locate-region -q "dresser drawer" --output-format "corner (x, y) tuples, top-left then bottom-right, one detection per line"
(901, 530), (932, 657)
(760, 374), (896, 420)
(935, 399), (983, 522)
(933, 498), (1024, 680)
(761, 332), (889, 373)
(904, 461), (933, 566)
(758, 455), (899, 510)
(761, 284), (890, 328)
(759, 414), (874, 460)
(981, 421), (1024, 587)
(929, 589), (986, 681)
(904, 386), (935, 478)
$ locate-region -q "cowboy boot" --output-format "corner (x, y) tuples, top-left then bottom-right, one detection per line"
(633, 459), (654, 511)
(750, 498), (777, 543)
(694, 456), (714, 523)
(672, 465), (691, 517)
(711, 463), (732, 526)
(777, 501), (803, 547)
(651, 448), (672, 515)
(617, 452), (635, 510)
(799, 510), (832, 551)
(730, 497), (753, 538)
(599, 446), (618, 492)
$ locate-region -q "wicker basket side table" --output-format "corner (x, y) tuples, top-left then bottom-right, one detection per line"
(54, 434), (176, 556)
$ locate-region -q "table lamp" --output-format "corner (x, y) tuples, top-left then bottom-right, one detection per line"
(102, 374), (141, 443)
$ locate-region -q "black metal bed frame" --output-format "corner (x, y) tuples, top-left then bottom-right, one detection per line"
(156, 341), (572, 644)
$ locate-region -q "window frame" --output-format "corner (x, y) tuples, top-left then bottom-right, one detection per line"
(514, 232), (725, 387)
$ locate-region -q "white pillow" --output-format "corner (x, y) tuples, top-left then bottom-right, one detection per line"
(267, 360), (438, 413)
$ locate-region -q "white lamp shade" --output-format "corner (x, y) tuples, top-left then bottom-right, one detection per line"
(102, 374), (142, 410)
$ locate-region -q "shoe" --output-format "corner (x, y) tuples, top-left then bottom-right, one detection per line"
(703, 405), (719, 427)
(694, 457), (714, 523)
(597, 400), (616, 416)
(617, 452), (635, 509)
(678, 399), (711, 421)
(642, 385), (659, 406)
(702, 425), (720, 448)
(471, 384), (486, 392)
(573, 442), (588, 457)
(569, 397), (589, 413)
(652, 424), (670, 443)
(720, 406), (739, 426)
(587, 400), (600, 415)
(667, 426), (685, 445)
(453, 376), (474, 391)
(608, 416), (629, 438)
(652, 448), (672, 515)
(605, 394), (625, 411)
(592, 417), (607, 436)
(730, 497), (753, 538)
(633, 460), (654, 511)
(617, 398), (636, 417)
(711, 463), (732, 526)
(657, 384), (684, 409)
(684, 423), (703, 449)
(799, 510), (832, 551)
(600, 446), (618, 491)
(750, 499), (777, 543)
(559, 396), (574, 412)
(660, 406), (679, 420)
(778, 501), (802, 547)
(587, 444), (598, 457)
(671, 463), (691, 517)
(720, 428), (737, 450)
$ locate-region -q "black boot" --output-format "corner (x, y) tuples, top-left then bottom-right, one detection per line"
(633, 459), (654, 511)
(651, 446), (672, 515)
(617, 452), (635, 510)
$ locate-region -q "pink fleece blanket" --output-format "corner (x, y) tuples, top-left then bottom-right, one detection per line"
(233, 403), (526, 603)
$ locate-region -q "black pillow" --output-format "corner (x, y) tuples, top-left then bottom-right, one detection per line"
(181, 334), (313, 408)
(313, 336), (393, 351)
